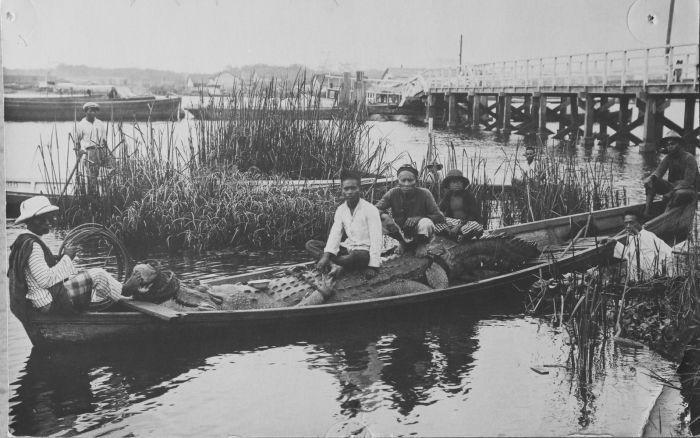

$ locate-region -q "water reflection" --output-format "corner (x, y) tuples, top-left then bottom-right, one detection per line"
(9, 299), (515, 436)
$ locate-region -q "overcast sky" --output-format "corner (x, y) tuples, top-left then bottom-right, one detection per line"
(1, 0), (698, 73)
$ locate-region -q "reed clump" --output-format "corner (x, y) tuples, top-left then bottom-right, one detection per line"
(194, 73), (381, 179)
(494, 142), (626, 226)
(37, 76), (394, 252)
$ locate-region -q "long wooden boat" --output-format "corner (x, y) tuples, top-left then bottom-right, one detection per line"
(15, 200), (695, 347)
(4, 95), (182, 122)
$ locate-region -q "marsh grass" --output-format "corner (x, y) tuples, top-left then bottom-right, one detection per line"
(492, 140), (626, 226)
(36, 74), (396, 251)
(194, 72), (387, 180)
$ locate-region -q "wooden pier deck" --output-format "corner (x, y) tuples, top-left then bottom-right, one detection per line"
(416, 43), (699, 152)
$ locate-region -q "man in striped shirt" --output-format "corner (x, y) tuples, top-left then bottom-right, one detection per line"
(8, 196), (125, 317)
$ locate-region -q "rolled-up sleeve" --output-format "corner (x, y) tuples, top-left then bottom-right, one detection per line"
(653, 156), (670, 180)
(367, 206), (383, 268)
(374, 189), (393, 214)
(27, 243), (77, 288)
(323, 208), (344, 255)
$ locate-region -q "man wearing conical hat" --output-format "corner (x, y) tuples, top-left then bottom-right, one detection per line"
(75, 102), (109, 195)
(642, 131), (699, 216)
(7, 196), (125, 319)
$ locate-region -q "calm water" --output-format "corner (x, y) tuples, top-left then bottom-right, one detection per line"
(5, 112), (695, 436)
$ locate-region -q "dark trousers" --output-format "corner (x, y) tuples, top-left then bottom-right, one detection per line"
(305, 240), (370, 269)
(645, 178), (697, 211)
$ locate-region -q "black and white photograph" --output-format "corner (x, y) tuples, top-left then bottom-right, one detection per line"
(2, 0), (700, 436)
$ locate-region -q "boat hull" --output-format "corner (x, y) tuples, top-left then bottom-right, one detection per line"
(4, 96), (182, 122)
(17, 200), (696, 347)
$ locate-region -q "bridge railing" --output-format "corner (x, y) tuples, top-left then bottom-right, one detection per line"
(423, 43), (698, 92)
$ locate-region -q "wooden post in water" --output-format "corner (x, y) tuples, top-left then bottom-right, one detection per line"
(683, 97), (697, 154)
(559, 96), (568, 133)
(471, 93), (481, 129)
(447, 93), (457, 127)
(582, 93), (595, 146)
(355, 71), (366, 109)
(495, 94), (504, 132)
(570, 94), (580, 140)
(425, 93), (433, 123)
(501, 94), (512, 134)
(598, 96), (610, 145)
(537, 94), (547, 135)
(617, 96), (630, 147)
(639, 92), (658, 153)
(340, 72), (351, 107)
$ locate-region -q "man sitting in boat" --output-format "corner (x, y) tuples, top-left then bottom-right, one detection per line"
(435, 169), (484, 241)
(642, 131), (699, 217)
(8, 196), (126, 318)
(307, 171), (383, 279)
(612, 210), (674, 281)
(375, 164), (445, 257)
(75, 102), (110, 196)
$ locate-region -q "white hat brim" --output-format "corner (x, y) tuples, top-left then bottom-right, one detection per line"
(15, 204), (59, 224)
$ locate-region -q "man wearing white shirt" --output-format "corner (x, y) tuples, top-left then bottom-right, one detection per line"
(75, 102), (109, 195)
(307, 171), (383, 279)
(613, 210), (674, 281)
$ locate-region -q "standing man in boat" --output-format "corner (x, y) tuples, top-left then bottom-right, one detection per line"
(435, 169), (484, 241)
(307, 171), (384, 279)
(375, 164), (445, 257)
(643, 131), (699, 217)
(75, 102), (109, 196)
(8, 196), (126, 319)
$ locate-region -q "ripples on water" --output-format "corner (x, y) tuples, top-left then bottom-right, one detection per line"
(7, 301), (686, 436)
(5, 118), (693, 436)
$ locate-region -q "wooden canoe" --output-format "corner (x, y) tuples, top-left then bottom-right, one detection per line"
(17, 200), (695, 347)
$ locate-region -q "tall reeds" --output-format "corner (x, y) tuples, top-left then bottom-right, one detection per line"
(193, 72), (384, 180)
(36, 73), (395, 251)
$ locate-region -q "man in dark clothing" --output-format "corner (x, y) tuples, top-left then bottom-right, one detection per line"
(375, 164), (445, 257)
(436, 169), (484, 241)
(643, 132), (699, 216)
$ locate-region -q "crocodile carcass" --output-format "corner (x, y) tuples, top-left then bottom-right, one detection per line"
(123, 234), (539, 311)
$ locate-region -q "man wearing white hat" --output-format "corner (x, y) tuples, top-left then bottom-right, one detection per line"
(75, 102), (109, 195)
(8, 196), (125, 318)
(642, 131), (699, 216)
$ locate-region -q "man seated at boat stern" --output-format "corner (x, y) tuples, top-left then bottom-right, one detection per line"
(642, 131), (699, 217)
(8, 196), (126, 319)
(306, 171), (383, 279)
(435, 169), (484, 241)
(612, 210), (674, 282)
(76, 102), (110, 196)
(375, 164), (445, 257)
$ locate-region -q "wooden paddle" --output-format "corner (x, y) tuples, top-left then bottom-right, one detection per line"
(120, 298), (186, 321)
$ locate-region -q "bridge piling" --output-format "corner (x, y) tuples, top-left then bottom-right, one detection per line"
(582, 93), (595, 146)
(447, 93), (457, 127)
(471, 93), (480, 130)
(501, 94), (512, 134)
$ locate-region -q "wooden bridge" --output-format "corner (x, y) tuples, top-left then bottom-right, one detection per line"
(416, 43), (699, 152)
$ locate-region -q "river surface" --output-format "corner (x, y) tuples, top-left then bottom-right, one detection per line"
(4, 108), (696, 436)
